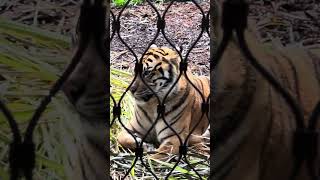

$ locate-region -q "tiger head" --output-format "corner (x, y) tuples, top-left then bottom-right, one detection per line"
(130, 45), (181, 102)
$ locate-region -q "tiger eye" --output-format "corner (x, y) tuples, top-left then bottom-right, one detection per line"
(143, 71), (150, 76)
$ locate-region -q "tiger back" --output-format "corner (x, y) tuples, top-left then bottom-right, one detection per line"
(117, 45), (210, 159)
(211, 0), (320, 179)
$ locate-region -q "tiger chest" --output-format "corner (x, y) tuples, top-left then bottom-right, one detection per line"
(134, 100), (190, 143)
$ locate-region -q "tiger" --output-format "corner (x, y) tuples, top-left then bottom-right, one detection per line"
(211, 0), (320, 179)
(61, 0), (109, 180)
(117, 45), (210, 159)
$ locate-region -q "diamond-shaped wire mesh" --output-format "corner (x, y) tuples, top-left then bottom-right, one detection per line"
(0, 0), (319, 180)
(110, 0), (210, 179)
(210, 1), (320, 180)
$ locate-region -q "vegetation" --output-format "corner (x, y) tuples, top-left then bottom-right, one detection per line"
(110, 68), (134, 150)
(112, 0), (145, 8)
(0, 9), (210, 179)
(0, 18), (72, 179)
(0, 18), (135, 179)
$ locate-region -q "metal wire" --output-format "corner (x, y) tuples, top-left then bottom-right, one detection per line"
(110, 0), (210, 178)
(0, 0), (107, 179)
(0, 0), (318, 179)
(210, 0), (319, 180)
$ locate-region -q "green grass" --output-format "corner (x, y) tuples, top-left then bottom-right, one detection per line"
(109, 67), (210, 179)
(112, 0), (145, 7)
(110, 68), (135, 148)
(0, 18), (72, 180)
(0, 18), (135, 179)
(0, 16), (210, 180)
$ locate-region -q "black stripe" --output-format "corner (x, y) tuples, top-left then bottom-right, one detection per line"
(153, 62), (162, 70)
(130, 122), (145, 137)
(159, 127), (185, 143)
(135, 111), (148, 131)
(153, 77), (169, 82)
(137, 105), (153, 123)
(157, 103), (188, 136)
(158, 48), (165, 53)
(155, 51), (165, 56)
(149, 72), (155, 79)
(158, 67), (164, 75)
(161, 57), (170, 64)
(157, 48), (166, 54)
(153, 54), (160, 59)
(170, 101), (189, 122)
(165, 83), (190, 115)
(159, 132), (176, 143)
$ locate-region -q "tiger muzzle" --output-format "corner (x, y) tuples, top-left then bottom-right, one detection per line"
(129, 82), (155, 101)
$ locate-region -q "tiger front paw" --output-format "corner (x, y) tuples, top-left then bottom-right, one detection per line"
(149, 142), (180, 161)
(117, 130), (148, 152)
(190, 142), (210, 157)
(117, 131), (137, 150)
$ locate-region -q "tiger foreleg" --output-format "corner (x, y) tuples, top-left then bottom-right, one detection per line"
(117, 130), (138, 150)
(150, 136), (182, 160)
(117, 122), (148, 151)
(150, 131), (209, 160)
(150, 127), (190, 160)
(189, 134), (210, 156)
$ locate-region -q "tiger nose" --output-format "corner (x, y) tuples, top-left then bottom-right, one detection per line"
(130, 83), (138, 94)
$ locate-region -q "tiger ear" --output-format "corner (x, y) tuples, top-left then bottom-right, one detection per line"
(176, 45), (183, 53)
(150, 44), (157, 48)
(176, 46), (181, 52)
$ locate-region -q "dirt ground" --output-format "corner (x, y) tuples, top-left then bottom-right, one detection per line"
(110, 0), (320, 76)
(1, 0), (319, 76)
(110, 0), (210, 75)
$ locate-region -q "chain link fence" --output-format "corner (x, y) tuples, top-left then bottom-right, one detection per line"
(0, 0), (319, 179)
(110, 0), (210, 178)
(0, 0), (109, 179)
(210, 1), (319, 180)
